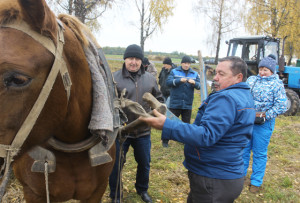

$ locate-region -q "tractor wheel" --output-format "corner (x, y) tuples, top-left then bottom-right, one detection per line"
(284, 88), (299, 116)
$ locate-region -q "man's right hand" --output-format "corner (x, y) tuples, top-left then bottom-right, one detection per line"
(139, 109), (166, 130)
(180, 78), (187, 83)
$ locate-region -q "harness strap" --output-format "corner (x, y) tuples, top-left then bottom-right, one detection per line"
(0, 21), (69, 158)
(2, 20), (72, 101)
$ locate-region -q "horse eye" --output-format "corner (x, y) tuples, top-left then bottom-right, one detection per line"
(4, 74), (32, 88)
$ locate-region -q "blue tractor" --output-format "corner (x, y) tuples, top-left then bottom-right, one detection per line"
(226, 36), (300, 116)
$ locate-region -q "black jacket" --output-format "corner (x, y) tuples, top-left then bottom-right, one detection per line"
(158, 63), (176, 98)
(113, 64), (164, 137)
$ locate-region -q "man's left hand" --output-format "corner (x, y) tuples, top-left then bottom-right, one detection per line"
(139, 109), (166, 130)
(187, 79), (195, 85)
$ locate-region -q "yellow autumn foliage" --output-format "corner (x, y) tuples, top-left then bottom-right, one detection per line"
(245, 0), (300, 60)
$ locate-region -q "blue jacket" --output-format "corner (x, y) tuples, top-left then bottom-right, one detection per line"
(247, 74), (287, 120)
(162, 82), (255, 179)
(166, 66), (200, 110)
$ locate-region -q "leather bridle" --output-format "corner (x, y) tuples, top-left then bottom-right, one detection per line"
(0, 20), (71, 169)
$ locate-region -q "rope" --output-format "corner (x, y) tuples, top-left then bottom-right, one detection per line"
(44, 162), (50, 203)
(0, 153), (13, 203)
(114, 131), (127, 203)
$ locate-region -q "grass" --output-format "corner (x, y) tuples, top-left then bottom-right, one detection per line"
(3, 59), (300, 202)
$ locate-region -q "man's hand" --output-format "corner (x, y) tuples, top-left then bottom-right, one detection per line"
(256, 112), (266, 117)
(139, 109), (166, 130)
(187, 79), (195, 85)
(180, 78), (187, 83)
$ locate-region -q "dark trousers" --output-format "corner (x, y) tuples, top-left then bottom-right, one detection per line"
(169, 108), (192, 124)
(109, 135), (151, 199)
(187, 171), (244, 203)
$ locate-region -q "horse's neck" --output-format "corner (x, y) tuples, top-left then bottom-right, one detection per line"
(58, 34), (93, 143)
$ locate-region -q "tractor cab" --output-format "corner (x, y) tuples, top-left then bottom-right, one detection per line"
(226, 36), (280, 76)
(226, 35), (300, 116)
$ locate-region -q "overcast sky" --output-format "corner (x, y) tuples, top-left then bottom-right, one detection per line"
(95, 0), (248, 57)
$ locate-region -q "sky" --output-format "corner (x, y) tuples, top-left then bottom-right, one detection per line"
(95, 0), (248, 57)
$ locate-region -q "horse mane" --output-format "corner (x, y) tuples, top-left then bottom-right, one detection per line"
(58, 14), (101, 49)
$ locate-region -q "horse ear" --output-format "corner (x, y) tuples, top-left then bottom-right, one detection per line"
(18, 0), (57, 40)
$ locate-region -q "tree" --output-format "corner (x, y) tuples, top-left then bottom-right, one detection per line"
(134, 0), (175, 52)
(244, 0), (300, 64)
(46, 0), (117, 29)
(194, 0), (242, 64)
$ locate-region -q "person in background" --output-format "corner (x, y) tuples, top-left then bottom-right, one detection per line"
(109, 44), (164, 203)
(166, 55), (200, 124)
(158, 56), (176, 147)
(139, 56), (256, 203)
(143, 57), (157, 77)
(243, 54), (287, 193)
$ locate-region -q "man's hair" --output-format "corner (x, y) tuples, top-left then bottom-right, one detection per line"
(219, 56), (248, 82)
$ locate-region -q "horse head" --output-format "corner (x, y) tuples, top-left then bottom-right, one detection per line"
(0, 0), (95, 169)
(0, 0), (116, 202)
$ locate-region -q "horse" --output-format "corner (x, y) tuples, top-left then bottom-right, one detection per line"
(0, 0), (117, 202)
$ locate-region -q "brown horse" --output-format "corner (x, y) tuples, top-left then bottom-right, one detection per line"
(0, 0), (116, 202)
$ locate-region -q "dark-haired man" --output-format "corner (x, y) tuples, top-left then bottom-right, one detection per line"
(109, 44), (163, 203)
(140, 56), (256, 202)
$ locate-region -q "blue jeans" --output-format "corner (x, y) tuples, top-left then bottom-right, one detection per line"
(109, 135), (151, 199)
(243, 118), (275, 187)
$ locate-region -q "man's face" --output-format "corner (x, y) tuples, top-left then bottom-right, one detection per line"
(181, 62), (191, 70)
(124, 57), (142, 72)
(213, 61), (243, 91)
(163, 64), (172, 70)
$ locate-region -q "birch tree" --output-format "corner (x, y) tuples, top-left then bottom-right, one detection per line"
(46, 0), (117, 30)
(194, 0), (242, 64)
(134, 0), (175, 52)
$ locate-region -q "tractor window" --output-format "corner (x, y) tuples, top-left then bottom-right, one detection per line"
(244, 43), (258, 62)
(229, 42), (243, 57)
(264, 41), (278, 62)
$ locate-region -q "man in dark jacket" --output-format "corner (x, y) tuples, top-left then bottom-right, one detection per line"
(158, 57), (176, 147)
(109, 44), (163, 203)
(142, 57), (158, 77)
(167, 55), (201, 124)
(140, 56), (256, 202)
(158, 57), (176, 103)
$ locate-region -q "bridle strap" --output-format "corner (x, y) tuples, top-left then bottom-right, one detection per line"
(2, 20), (72, 101)
(0, 20), (71, 158)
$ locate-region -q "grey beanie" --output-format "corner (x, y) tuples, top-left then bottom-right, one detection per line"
(258, 54), (277, 73)
(181, 55), (192, 63)
(123, 44), (144, 60)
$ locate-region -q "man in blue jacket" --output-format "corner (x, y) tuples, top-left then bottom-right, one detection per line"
(140, 56), (256, 202)
(167, 55), (200, 124)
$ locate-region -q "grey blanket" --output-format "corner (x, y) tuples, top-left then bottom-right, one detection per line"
(83, 38), (113, 132)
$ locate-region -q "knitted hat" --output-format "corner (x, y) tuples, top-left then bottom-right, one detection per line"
(163, 57), (172, 65)
(123, 44), (144, 60)
(181, 55), (192, 63)
(258, 54), (277, 73)
(143, 57), (150, 65)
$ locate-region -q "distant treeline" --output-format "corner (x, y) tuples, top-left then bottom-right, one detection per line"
(102, 46), (196, 59)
